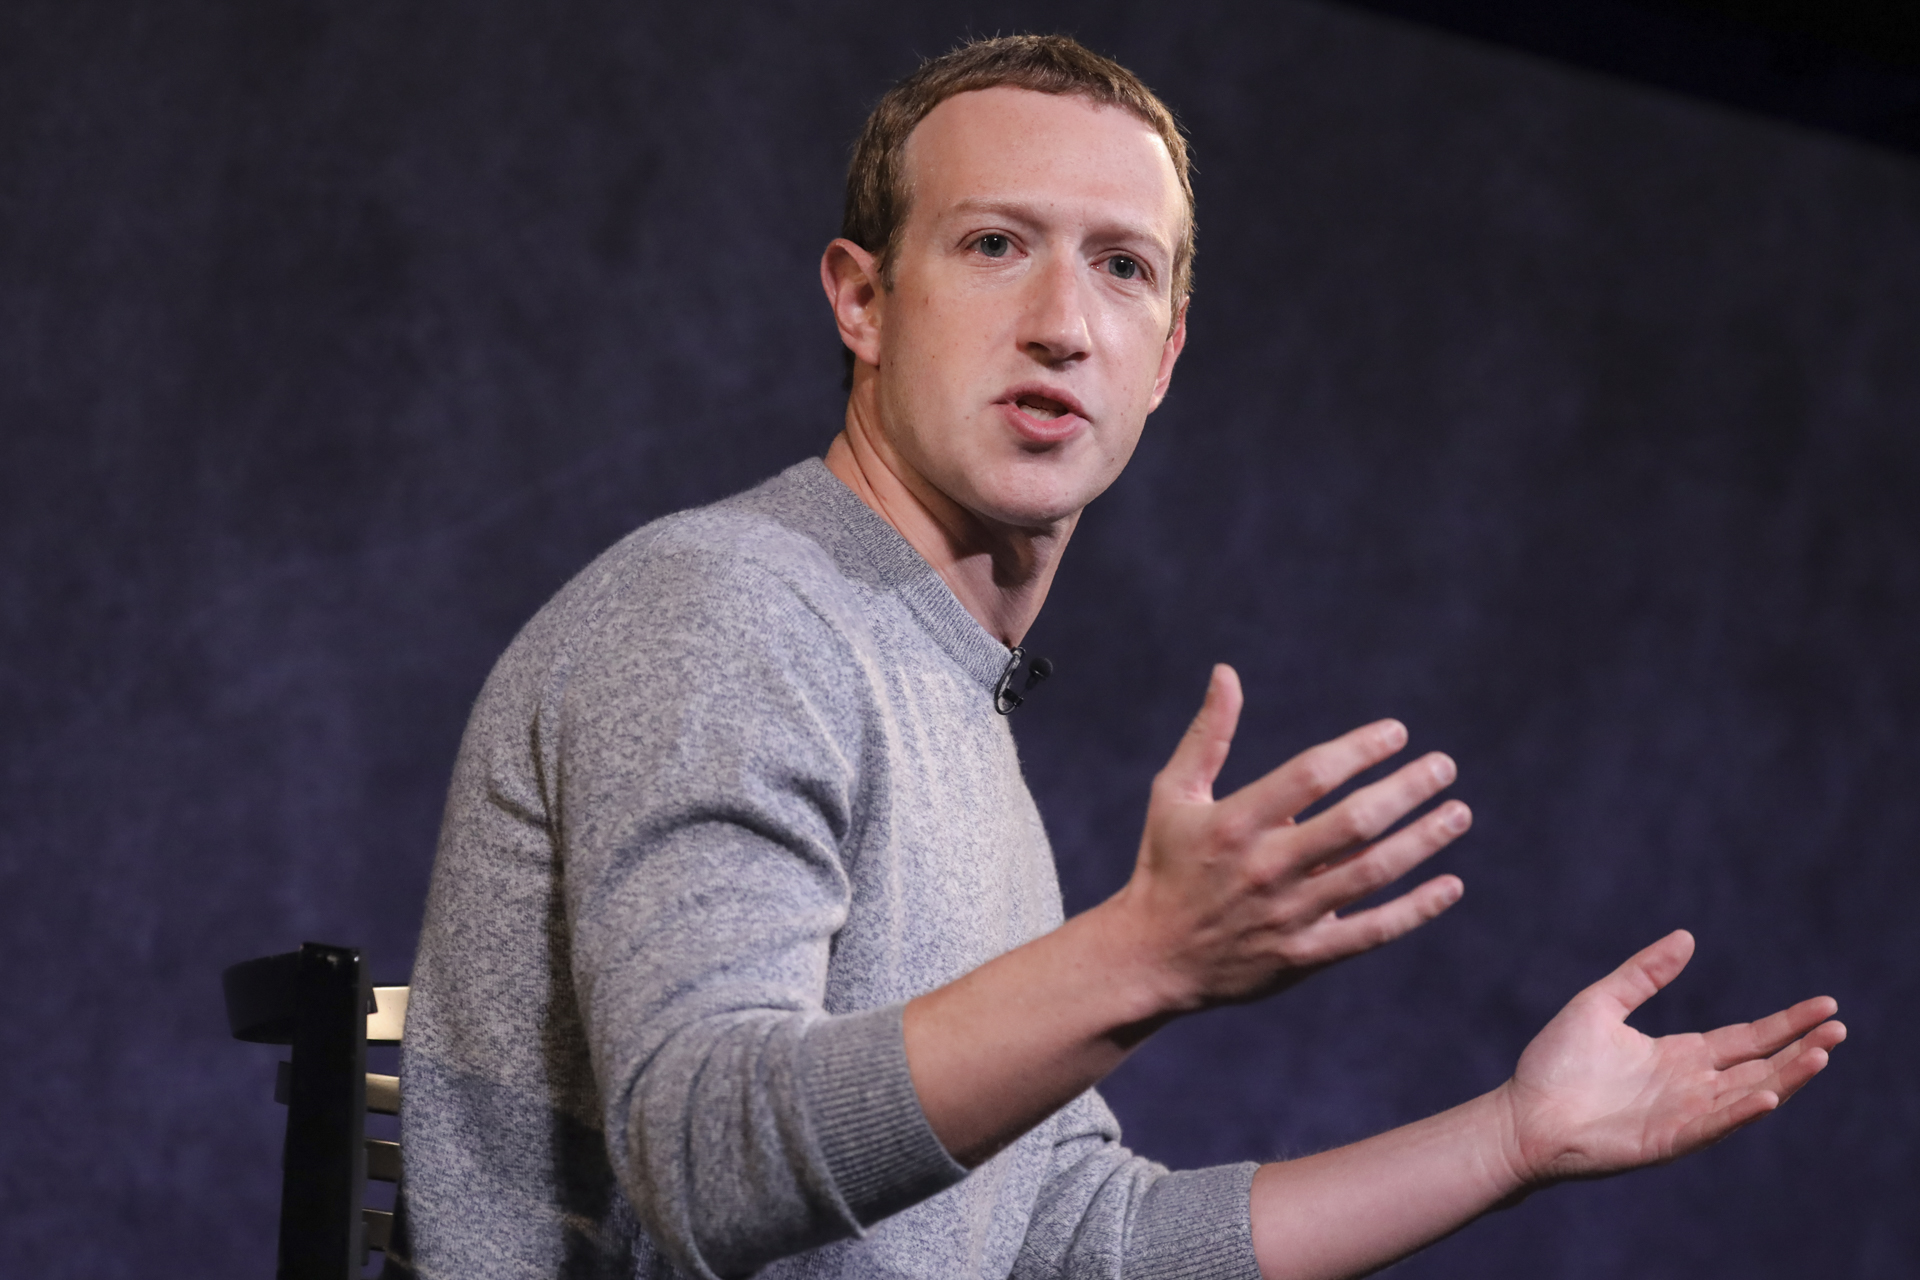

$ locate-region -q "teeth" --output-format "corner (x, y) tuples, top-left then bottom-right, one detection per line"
(1019, 397), (1066, 420)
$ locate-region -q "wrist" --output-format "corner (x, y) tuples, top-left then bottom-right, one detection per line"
(1483, 1080), (1547, 1196)
(1079, 883), (1206, 1027)
(1067, 898), (1198, 1036)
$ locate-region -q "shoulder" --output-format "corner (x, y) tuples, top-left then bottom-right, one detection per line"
(481, 465), (880, 718)
(563, 486), (870, 658)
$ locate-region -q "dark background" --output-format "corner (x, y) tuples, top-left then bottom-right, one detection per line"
(4, 1), (1915, 1275)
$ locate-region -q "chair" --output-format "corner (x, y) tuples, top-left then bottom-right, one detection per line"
(223, 943), (409, 1279)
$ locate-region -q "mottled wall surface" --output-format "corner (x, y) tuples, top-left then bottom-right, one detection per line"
(2, 2), (1914, 1275)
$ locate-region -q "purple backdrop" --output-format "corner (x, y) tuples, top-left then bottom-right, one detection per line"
(3, 1), (1915, 1275)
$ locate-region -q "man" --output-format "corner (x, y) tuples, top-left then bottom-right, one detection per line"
(392, 35), (1843, 1280)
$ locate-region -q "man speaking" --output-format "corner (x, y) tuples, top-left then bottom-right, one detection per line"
(390, 34), (1843, 1280)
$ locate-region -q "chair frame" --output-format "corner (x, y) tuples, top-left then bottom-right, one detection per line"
(224, 943), (406, 1279)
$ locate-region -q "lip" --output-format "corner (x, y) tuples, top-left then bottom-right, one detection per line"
(999, 383), (1090, 445)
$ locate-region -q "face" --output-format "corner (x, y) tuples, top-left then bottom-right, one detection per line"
(846, 87), (1188, 531)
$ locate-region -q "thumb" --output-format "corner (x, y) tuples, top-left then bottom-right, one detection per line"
(1589, 929), (1696, 1019)
(1159, 664), (1243, 802)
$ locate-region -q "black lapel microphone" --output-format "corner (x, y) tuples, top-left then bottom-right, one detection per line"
(993, 647), (1055, 715)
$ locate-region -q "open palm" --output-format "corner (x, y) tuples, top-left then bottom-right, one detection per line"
(1501, 930), (1845, 1185)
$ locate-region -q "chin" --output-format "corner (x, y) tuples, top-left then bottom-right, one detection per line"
(966, 466), (1110, 530)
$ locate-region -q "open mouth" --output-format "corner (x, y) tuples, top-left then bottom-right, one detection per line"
(1015, 393), (1073, 421)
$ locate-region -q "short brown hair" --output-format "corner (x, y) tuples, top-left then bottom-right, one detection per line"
(843, 34), (1196, 302)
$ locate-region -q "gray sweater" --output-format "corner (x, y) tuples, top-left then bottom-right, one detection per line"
(393, 460), (1261, 1280)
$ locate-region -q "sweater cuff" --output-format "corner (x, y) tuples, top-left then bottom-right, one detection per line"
(1123, 1162), (1263, 1280)
(797, 1003), (968, 1227)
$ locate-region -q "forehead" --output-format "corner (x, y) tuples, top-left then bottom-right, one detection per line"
(900, 86), (1184, 241)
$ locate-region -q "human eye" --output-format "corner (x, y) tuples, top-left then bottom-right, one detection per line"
(972, 233), (1012, 259)
(1104, 254), (1143, 281)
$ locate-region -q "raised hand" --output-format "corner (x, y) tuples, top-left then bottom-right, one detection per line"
(1499, 930), (1846, 1186)
(1111, 663), (1471, 1010)
(904, 663), (1473, 1165)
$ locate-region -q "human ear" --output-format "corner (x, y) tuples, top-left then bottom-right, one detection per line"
(820, 238), (885, 370)
(1145, 297), (1189, 412)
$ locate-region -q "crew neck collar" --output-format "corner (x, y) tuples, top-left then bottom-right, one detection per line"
(785, 458), (1014, 695)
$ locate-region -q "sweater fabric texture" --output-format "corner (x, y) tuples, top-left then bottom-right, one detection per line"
(390, 459), (1261, 1280)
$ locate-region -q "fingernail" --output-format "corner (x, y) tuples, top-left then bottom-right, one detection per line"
(1428, 753), (1456, 785)
(1442, 802), (1470, 832)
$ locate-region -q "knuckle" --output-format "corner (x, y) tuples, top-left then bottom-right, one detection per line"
(1349, 854), (1393, 894)
(1410, 822), (1451, 862)
(1329, 804), (1373, 847)
(1209, 808), (1257, 851)
(1271, 933), (1320, 970)
(1239, 856), (1278, 891)
(1293, 754), (1340, 798)
(1435, 798), (1471, 832)
(1352, 911), (1400, 949)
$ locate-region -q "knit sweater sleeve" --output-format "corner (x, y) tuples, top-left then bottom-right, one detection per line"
(1009, 1091), (1263, 1280)
(552, 528), (965, 1279)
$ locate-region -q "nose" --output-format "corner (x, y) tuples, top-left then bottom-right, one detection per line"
(1018, 253), (1091, 367)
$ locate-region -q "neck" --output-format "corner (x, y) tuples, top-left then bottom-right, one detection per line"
(824, 393), (1074, 649)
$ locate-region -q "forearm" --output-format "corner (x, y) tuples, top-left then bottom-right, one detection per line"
(1248, 1086), (1527, 1280)
(902, 894), (1180, 1165)
(907, 918), (1530, 1280)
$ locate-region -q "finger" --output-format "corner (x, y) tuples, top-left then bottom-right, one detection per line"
(1758, 1020), (1845, 1098)
(1230, 717), (1409, 828)
(1765, 1036), (1839, 1105)
(1293, 799), (1472, 911)
(1701, 996), (1841, 1069)
(1156, 665), (1244, 803)
(1658, 1017), (1842, 1162)
(1716, 1025), (1836, 1090)
(1293, 752), (1461, 871)
(1281, 873), (1465, 967)
(1697, 1018), (1844, 1106)
(1672, 1088), (1780, 1156)
(1584, 930), (1696, 1019)
(1796, 1017), (1847, 1056)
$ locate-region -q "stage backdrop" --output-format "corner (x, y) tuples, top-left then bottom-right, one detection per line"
(3, 1), (1915, 1275)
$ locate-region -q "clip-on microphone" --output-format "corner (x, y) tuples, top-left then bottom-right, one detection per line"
(994, 647), (1055, 715)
